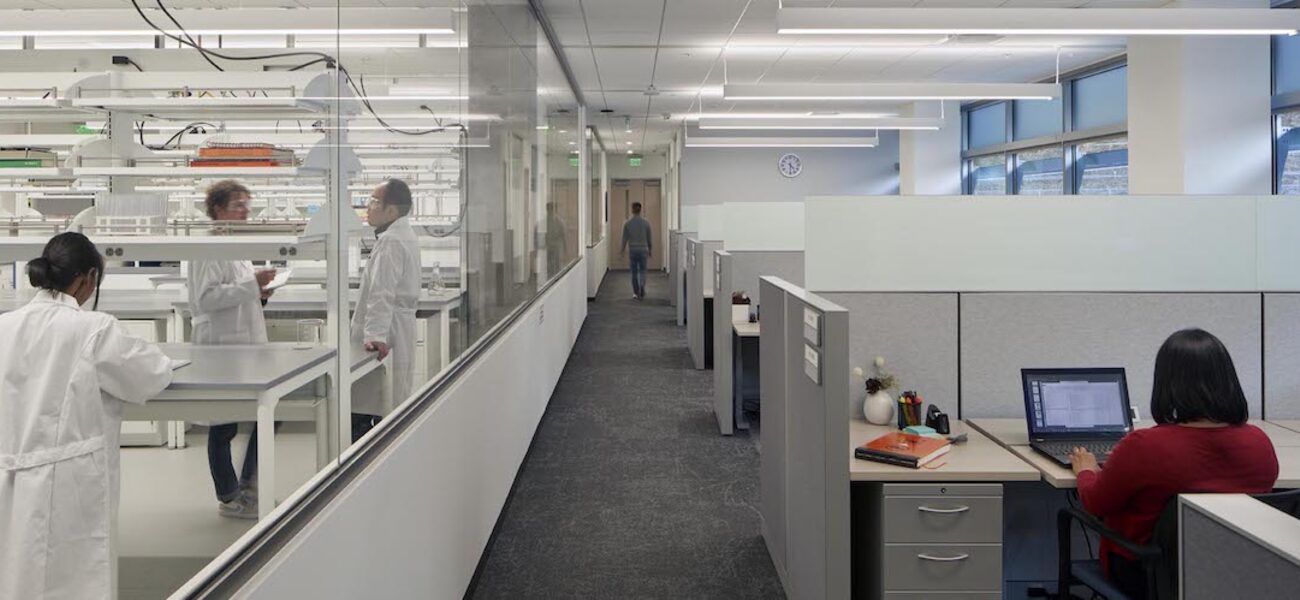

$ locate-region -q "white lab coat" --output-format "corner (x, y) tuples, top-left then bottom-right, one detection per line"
(352, 216), (421, 416)
(188, 260), (269, 346)
(0, 290), (172, 600)
(188, 260), (268, 426)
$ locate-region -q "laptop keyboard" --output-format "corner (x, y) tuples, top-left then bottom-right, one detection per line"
(1038, 441), (1116, 464)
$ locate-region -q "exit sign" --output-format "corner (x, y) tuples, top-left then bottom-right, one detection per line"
(628, 155), (642, 167)
(568, 156), (580, 167)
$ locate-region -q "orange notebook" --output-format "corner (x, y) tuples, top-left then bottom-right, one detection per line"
(855, 431), (951, 469)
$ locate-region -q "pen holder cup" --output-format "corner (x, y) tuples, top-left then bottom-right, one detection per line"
(295, 318), (324, 349)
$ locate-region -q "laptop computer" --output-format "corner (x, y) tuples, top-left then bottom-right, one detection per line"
(1021, 368), (1133, 468)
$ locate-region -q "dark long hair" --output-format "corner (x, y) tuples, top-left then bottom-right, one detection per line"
(1150, 328), (1249, 425)
(28, 232), (105, 310)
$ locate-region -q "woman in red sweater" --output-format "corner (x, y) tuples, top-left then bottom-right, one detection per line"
(1069, 328), (1278, 598)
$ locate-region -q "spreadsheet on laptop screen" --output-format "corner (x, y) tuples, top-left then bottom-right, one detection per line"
(1025, 371), (1130, 434)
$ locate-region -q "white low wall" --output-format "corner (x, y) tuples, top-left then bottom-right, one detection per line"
(233, 263), (588, 599)
(806, 196), (1300, 292)
(587, 238), (609, 299)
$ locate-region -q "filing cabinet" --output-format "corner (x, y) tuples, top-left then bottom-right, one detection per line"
(854, 483), (1004, 600)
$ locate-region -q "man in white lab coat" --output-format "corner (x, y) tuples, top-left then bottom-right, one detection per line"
(189, 180), (276, 519)
(351, 178), (422, 442)
(0, 232), (174, 600)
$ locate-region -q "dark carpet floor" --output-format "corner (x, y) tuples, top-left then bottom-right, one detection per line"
(468, 271), (785, 599)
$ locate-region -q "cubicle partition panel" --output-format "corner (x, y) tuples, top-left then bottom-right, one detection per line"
(714, 251), (736, 434)
(1180, 494), (1300, 600)
(818, 293), (960, 421)
(669, 231), (680, 308)
(959, 293), (1263, 419)
(782, 288), (851, 600)
(731, 251), (804, 306)
(674, 231), (695, 326)
(759, 276), (795, 591)
(688, 238), (723, 370)
(1265, 294), (1300, 418)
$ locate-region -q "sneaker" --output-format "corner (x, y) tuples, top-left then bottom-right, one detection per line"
(239, 484), (258, 504)
(218, 491), (258, 520)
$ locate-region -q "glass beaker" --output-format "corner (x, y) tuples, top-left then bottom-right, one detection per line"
(295, 318), (324, 349)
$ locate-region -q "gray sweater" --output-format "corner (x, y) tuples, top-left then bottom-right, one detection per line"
(621, 215), (653, 253)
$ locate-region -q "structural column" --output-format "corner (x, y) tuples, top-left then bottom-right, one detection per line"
(1127, 1), (1272, 194)
(898, 101), (961, 195)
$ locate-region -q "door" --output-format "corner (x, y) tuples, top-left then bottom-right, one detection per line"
(608, 178), (663, 271)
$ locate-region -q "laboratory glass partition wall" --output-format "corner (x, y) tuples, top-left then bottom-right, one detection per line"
(0, 1), (586, 598)
(962, 61), (1129, 196)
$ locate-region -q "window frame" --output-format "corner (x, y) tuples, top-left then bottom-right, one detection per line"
(1273, 14), (1300, 194)
(961, 56), (1127, 195)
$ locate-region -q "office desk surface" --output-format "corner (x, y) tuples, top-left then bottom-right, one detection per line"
(733, 319), (760, 338)
(849, 420), (1040, 482)
(0, 289), (182, 318)
(968, 418), (1300, 448)
(970, 418), (1300, 489)
(159, 343), (335, 391)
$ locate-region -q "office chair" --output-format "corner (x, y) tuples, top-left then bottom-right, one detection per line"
(1056, 488), (1300, 600)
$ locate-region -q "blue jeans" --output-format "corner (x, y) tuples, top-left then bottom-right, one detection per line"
(629, 248), (649, 298)
(208, 423), (258, 503)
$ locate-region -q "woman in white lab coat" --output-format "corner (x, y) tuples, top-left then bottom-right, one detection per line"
(0, 232), (173, 600)
(351, 179), (422, 442)
(188, 180), (276, 519)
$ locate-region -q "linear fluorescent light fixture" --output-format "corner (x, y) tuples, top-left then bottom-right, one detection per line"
(679, 111), (897, 120)
(685, 136), (879, 148)
(698, 117), (942, 131)
(776, 7), (1297, 36)
(0, 8), (455, 36)
(723, 83), (1060, 101)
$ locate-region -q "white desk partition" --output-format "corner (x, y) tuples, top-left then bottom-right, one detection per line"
(804, 195), (1300, 293)
(759, 276), (794, 591)
(722, 202), (805, 252)
(1180, 494), (1300, 600)
(714, 251), (736, 434)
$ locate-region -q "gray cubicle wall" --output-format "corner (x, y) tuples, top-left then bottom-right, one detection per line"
(688, 238), (723, 370)
(714, 251), (737, 434)
(759, 276), (794, 592)
(673, 231), (695, 326)
(712, 251), (804, 436)
(1181, 495), (1300, 600)
(1266, 293), (1300, 418)
(960, 293), (1263, 419)
(730, 251), (804, 306)
(776, 283), (852, 600)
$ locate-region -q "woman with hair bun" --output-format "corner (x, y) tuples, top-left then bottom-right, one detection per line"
(0, 232), (174, 599)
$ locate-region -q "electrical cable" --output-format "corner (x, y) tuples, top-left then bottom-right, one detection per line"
(123, 58), (146, 72)
(1066, 491), (1096, 560)
(133, 0), (469, 137)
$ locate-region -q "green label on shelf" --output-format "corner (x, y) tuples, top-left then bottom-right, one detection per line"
(0, 160), (45, 168)
(75, 124), (97, 134)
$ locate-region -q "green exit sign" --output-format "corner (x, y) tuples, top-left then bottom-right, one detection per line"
(568, 156), (580, 167)
(628, 155), (642, 167)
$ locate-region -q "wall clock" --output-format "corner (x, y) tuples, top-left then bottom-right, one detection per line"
(778, 153), (802, 178)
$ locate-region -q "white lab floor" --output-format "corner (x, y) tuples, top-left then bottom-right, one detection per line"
(118, 424), (321, 600)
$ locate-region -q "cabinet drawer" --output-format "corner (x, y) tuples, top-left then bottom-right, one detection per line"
(883, 483), (1002, 498)
(882, 496), (1002, 544)
(884, 593), (1000, 600)
(882, 544), (1002, 592)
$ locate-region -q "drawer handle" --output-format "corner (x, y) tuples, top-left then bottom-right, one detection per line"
(917, 553), (970, 562)
(917, 505), (970, 514)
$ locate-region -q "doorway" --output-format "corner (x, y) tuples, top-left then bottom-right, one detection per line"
(609, 178), (663, 271)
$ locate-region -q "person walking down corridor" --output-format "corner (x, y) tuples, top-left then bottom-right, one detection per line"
(620, 202), (653, 300)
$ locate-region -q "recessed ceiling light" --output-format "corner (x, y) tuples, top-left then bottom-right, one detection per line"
(723, 83), (1060, 102)
(775, 7), (1297, 36)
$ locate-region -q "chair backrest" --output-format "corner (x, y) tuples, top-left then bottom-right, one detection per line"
(1254, 488), (1300, 517)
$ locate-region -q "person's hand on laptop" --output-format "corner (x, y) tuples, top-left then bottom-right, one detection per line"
(1069, 447), (1100, 475)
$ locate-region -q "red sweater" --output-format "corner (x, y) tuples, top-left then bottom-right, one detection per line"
(1077, 423), (1279, 566)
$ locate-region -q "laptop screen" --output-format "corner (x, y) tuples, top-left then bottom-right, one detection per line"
(1022, 368), (1132, 436)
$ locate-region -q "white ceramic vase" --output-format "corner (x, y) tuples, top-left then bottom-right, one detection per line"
(864, 390), (895, 425)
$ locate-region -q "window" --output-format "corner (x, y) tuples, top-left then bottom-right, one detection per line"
(1015, 146), (1064, 195)
(1013, 98), (1063, 141)
(1276, 110), (1300, 195)
(1072, 66), (1128, 131)
(1075, 137), (1130, 195)
(968, 154), (1007, 195)
(1274, 34), (1300, 96)
(967, 102), (1007, 150)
